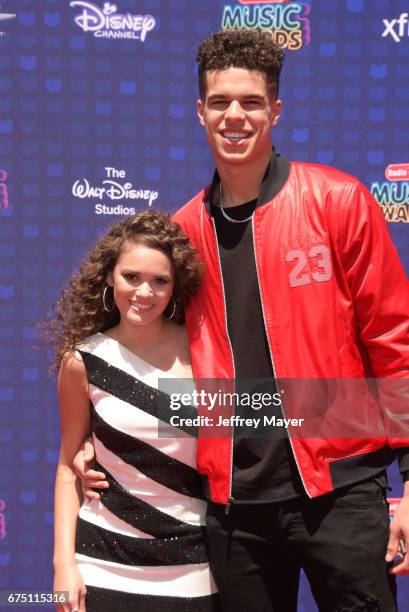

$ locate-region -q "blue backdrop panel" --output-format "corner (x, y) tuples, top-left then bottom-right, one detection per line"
(0, 1), (408, 609)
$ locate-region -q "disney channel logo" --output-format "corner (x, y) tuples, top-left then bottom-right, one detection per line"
(221, 0), (311, 51)
(69, 1), (156, 41)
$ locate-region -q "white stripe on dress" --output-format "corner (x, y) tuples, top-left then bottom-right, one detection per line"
(80, 333), (191, 392)
(75, 554), (218, 597)
(79, 499), (154, 539)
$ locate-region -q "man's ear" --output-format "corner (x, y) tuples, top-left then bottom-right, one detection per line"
(271, 99), (282, 127)
(197, 98), (205, 127)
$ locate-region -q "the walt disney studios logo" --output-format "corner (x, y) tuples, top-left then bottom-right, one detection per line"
(0, 5), (16, 37)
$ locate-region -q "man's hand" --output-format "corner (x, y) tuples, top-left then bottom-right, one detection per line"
(386, 482), (409, 575)
(73, 437), (108, 501)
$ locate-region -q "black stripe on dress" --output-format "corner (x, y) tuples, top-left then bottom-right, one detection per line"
(76, 516), (208, 566)
(85, 585), (221, 612)
(79, 351), (198, 436)
(91, 404), (204, 499)
(96, 461), (204, 539)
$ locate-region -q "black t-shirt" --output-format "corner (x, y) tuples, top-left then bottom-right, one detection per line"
(209, 153), (305, 503)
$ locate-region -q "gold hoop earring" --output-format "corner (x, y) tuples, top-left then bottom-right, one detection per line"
(164, 297), (176, 320)
(103, 286), (115, 312)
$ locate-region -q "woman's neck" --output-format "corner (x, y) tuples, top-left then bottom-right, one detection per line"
(112, 317), (174, 351)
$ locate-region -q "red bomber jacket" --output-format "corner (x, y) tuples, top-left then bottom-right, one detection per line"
(173, 162), (409, 504)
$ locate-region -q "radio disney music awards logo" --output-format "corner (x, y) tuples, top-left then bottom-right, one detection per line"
(0, 169), (9, 212)
(221, 0), (311, 51)
(370, 163), (409, 224)
(72, 166), (159, 216)
(382, 12), (409, 43)
(0, 4), (16, 38)
(69, 1), (156, 41)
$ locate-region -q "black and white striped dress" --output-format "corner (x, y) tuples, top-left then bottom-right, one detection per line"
(75, 333), (219, 611)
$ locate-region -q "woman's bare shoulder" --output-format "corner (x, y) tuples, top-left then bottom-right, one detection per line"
(58, 350), (88, 392)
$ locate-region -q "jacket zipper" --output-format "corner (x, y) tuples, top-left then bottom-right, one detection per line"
(211, 217), (236, 514)
(251, 216), (311, 498)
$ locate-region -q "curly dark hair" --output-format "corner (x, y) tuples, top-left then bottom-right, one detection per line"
(197, 29), (284, 99)
(46, 210), (202, 369)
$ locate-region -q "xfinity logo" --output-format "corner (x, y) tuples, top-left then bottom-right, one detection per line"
(382, 13), (408, 43)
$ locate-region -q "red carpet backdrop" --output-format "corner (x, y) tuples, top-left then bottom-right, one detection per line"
(0, 0), (408, 609)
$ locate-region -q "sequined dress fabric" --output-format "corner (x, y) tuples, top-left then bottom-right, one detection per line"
(75, 333), (219, 611)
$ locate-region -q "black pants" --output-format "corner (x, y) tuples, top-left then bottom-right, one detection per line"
(206, 479), (397, 612)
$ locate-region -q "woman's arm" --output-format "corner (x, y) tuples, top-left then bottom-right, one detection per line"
(54, 352), (90, 612)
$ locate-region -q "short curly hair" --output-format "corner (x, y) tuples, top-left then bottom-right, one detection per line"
(196, 29), (284, 99)
(46, 211), (202, 369)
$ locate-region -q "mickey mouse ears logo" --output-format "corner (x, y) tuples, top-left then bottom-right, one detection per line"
(103, 2), (117, 15)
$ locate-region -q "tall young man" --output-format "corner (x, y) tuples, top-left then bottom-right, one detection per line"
(172, 30), (409, 611)
(78, 30), (409, 611)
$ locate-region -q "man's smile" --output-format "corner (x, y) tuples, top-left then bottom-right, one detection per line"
(220, 129), (252, 144)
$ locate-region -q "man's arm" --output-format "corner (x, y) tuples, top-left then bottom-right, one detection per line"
(335, 180), (409, 574)
(72, 438), (109, 501)
(336, 180), (409, 378)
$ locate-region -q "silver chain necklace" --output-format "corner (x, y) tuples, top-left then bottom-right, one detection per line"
(219, 182), (255, 224)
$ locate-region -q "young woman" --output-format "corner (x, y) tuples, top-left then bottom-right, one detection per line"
(50, 211), (219, 612)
